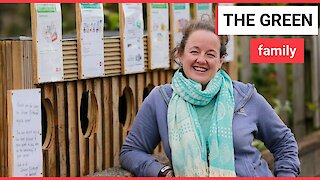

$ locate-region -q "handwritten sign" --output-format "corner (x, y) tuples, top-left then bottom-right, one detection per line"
(7, 89), (42, 177)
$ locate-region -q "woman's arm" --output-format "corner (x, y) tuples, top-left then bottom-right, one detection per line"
(254, 92), (300, 177)
(120, 88), (166, 176)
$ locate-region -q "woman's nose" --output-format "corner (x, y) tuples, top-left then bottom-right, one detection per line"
(196, 54), (206, 63)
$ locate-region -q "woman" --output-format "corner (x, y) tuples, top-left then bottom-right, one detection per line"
(120, 20), (300, 177)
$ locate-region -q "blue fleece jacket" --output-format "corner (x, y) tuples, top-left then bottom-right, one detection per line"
(120, 81), (300, 177)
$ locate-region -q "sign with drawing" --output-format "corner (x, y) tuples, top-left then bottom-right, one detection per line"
(77, 3), (105, 79)
(148, 3), (170, 69)
(33, 3), (64, 83)
(120, 3), (145, 74)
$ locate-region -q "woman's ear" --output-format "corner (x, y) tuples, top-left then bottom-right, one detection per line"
(177, 49), (183, 64)
(218, 56), (225, 68)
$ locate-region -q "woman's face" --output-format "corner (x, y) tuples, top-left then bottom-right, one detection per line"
(179, 30), (223, 86)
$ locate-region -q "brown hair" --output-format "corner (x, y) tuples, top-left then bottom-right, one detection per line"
(171, 20), (229, 64)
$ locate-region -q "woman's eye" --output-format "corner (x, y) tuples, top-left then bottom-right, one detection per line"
(190, 51), (198, 54)
(207, 54), (216, 58)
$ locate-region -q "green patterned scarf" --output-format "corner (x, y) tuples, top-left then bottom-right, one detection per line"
(168, 69), (236, 177)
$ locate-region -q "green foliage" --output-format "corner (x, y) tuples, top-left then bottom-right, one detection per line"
(104, 3), (119, 31)
(105, 11), (119, 31)
(252, 64), (280, 107)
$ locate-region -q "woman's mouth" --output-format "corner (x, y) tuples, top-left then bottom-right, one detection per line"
(193, 66), (208, 72)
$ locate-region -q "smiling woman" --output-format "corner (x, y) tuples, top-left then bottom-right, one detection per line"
(120, 19), (300, 177)
(171, 20), (229, 89)
(178, 30), (222, 87)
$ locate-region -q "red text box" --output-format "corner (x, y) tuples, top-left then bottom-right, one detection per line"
(250, 38), (304, 64)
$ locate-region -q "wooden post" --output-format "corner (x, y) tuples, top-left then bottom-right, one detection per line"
(137, 74), (144, 110)
(239, 36), (251, 83)
(67, 82), (79, 177)
(77, 81), (88, 176)
(292, 64), (306, 140)
(102, 78), (112, 168)
(0, 41), (7, 177)
(94, 79), (103, 172)
(311, 35), (320, 128)
(276, 64), (288, 124)
(56, 83), (67, 176)
(111, 77), (120, 166)
(86, 80), (95, 174)
(43, 84), (57, 177)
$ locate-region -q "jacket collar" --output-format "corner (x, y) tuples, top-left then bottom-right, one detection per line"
(232, 80), (256, 113)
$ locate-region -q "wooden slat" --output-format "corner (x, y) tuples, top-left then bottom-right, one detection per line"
(102, 78), (112, 168)
(67, 82), (79, 177)
(137, 74), (144, 110)
(105, 52), (121, 57)
(119, 75), (126, 144)
(77, 81), (89, 176)
(43, 84), (57, 177)
(12, 41), (23, 89)
(124, 75), (136, 142)
(6, 41), (13, 90)
(56, 83), (67, 176)
(0, 41), (6, 176)
(75, 3), (83, 80)
(30, 4), (38, 84)
(24, 41), (34, 89)
(7, 91), (13, 177)
(104, 47), (120, 52)
(62, 40), (77, 46)
(3, 41), (12, 177)
(166, 70), (173, 83)
(63, 37), (78, 82)
(64, 64), (78, 69)
(63, 59), (77, 65)
(119, 4), (125, 75)
(105, 69), (121, 75)
(63, 50), (77, 56)
(111, 77), (120, 166)
(104, 37), (120, 44)
(105, 60), (121, 66)
(105, 65), (121, 70)
(276, 64), (288, 124)
(105, 44), (120, 48)
(85, 80), (95, 175)
(292, 64), (306, 140)
(146, 72), (152, 87)
(227, 36), (238, 80)
(311, 35), (320, 128)
(239, 36), (252, 83)
(152, 71), (159, 86)
(94, 79), (103, 172)
(63, 56), (77, 61)
(120, 76), (127, 96)
(159, 71), (166, 85)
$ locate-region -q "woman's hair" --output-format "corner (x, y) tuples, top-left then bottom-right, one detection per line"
(171, 19), (229, 64)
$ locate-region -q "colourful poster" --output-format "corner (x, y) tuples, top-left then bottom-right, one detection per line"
(149, 3), (169, 69)
(79, 3), (104, 78)
(173, 3), (190, 48)
(195, 3), (213, 20)
(122, 3), (144, 74)
(35, 3), (63, 83)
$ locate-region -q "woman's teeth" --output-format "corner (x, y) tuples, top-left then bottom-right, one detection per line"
(193, 66), (207, 72)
